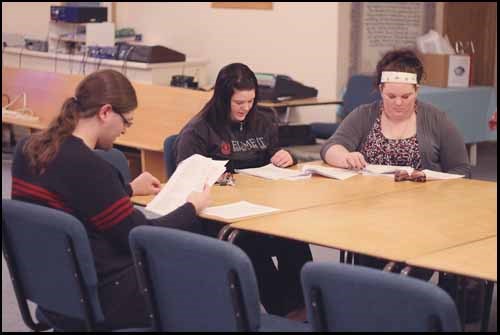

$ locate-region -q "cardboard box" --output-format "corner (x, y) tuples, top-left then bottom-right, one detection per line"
(418, 53), (470, 88)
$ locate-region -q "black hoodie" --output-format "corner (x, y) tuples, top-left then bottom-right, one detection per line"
(174, 110), (296, 172)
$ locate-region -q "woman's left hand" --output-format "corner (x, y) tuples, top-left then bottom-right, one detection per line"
(130, 172), (162, 196)
(271, 149), (294, 168)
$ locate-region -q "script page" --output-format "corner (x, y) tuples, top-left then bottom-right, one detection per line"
(202, 201), (280, 220)
(236, 163), (307, 180)
(146, 154), (227, 215)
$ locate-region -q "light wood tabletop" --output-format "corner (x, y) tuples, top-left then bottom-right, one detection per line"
(406, 237), (497, 282)
(2, 67), (212, 182)
(131, 161), (429, 223)
(230, 178), (497, 262)
(258, 97), (342, 108)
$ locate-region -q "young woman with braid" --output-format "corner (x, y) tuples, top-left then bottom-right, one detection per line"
(11, 69), (211, 330)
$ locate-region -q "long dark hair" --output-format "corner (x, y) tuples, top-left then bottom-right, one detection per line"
(23, 69), (137, 175)
(199, 63), (259, 138)
(375, 49), (424, 86)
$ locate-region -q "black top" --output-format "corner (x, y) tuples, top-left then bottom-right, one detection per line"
(174, 110), (296, 172)
(12, 135), (198, 283)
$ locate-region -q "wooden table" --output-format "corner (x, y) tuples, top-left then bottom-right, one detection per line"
(258, 97), (341, 123)
(131, 162), (428, 224)
(2, 67), (211, 182)
(229, 178), (496, 261)
(133, 170), (497, 330)
(407, 237), (497, 331)
(407, 237), (496, 282)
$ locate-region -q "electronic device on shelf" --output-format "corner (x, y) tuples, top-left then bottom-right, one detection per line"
(50, 6), (107, 23)
(87, 43), (186, 63)
(256, 73), (318, 102)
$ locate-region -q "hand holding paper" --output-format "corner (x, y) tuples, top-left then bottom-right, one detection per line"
(146, 154), (227, 216)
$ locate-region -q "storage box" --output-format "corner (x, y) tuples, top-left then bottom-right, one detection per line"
(418, 53), (471, 88)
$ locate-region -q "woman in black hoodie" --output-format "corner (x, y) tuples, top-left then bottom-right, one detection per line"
(175, 63), (312, 321)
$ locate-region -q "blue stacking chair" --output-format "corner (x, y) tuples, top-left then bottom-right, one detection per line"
(163, 134), (179, 178)
(129, 226), (310, 332)
(94, 148), (132, 183)
(301, 261), (461, 332)
(2, 199), (149, 332)
(2, 199), (106, 331)
(310, 74), (381, 139)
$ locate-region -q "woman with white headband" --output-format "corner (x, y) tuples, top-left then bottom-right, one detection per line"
(320, 49), (471, 283)
(320, 49), (470, 177)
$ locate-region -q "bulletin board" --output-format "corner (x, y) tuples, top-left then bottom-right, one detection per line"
(212, 2), (273, 10)
(349, 2), (436, 76)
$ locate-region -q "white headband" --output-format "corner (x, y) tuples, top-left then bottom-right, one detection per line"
(381, 71), (418, 84)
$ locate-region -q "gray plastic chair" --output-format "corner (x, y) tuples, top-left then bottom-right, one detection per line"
(301, 261), (461, 332)
(129, 226), (310, 332)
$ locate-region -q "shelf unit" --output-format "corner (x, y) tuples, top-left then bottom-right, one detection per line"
(48, 21), (115, 54)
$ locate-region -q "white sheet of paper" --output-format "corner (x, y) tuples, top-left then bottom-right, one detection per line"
(202, 201), (280, 220)
(422, 169), (465, 180)
(146, 154), (228, 216)
(300, 165), (358, 180)
(236, 163), (308, 180)
(362, 164), (414, 176)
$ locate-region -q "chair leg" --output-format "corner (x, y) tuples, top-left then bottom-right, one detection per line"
(227, 229), (242, 244)
(383, 261), (396, 272)
(217, 225), (233, 240)
(480, 281), (494, 332)
(346, 252), (353, 264)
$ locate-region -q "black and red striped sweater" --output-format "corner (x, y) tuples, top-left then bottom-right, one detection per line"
(12, 135), (198, 282)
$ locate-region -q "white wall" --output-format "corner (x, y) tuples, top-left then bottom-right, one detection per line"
(3, 2), (341, 123)
(2, 2), (59, 40)
(115, 2), (340, 123)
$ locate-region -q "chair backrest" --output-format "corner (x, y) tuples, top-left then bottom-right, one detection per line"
(129, 226), (261, 332)
(311, 74), (381, 139)
(2, 199), (104, 331)
(163, 134), (179, 178)
(301, 262), (461, 332)
(338, 74), (381, 120)
(94, 148), (131, 183)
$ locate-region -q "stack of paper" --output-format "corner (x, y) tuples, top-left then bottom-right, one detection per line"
(362, 164), (414, 176)
(421, 169), (464, 180)
(236, 164), (309, 180)
(361, 164), (465, 180)
(146, 154), (227, 216)
(300, 165), (358, 180)
(202, 201), (280, 220)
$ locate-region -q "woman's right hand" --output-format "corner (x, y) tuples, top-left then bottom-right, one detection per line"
(343, 152), (367, 170)
(187, 184), (212, 214)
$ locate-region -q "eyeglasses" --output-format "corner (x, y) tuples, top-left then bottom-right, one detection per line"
(113, 110), (133, 128)
(394, 169), (426, 182)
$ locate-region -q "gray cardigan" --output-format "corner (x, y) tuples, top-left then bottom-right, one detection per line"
(320, 100), (471, 177)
